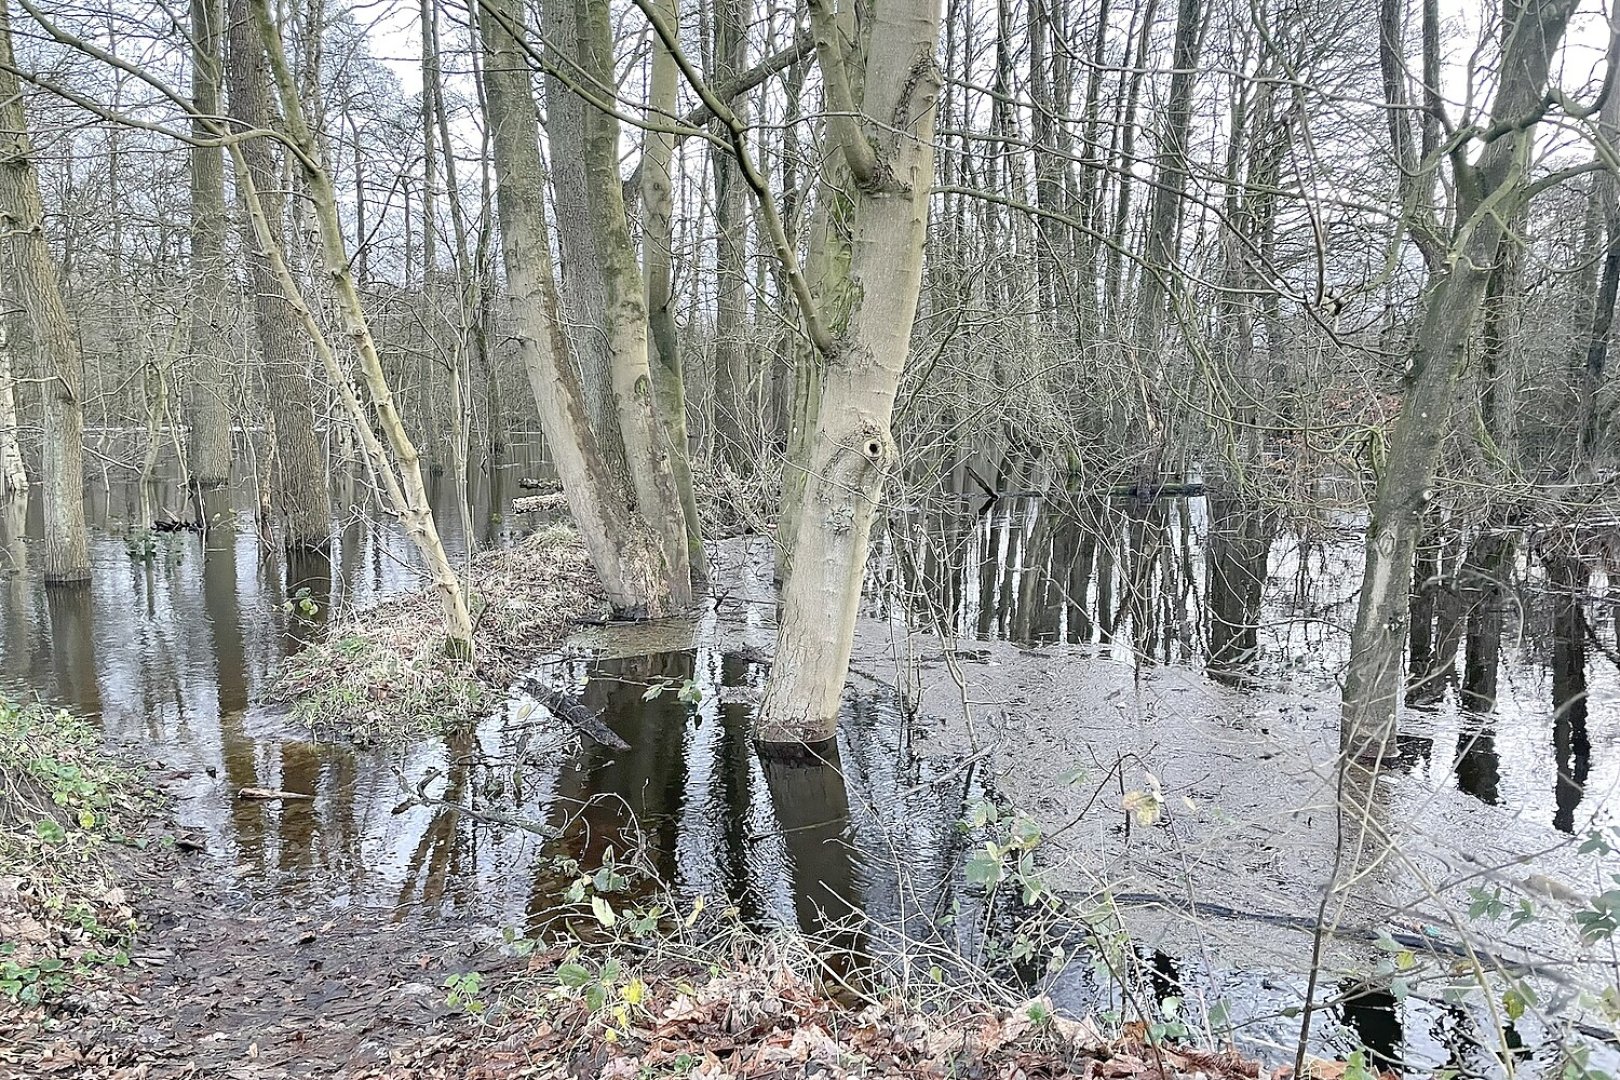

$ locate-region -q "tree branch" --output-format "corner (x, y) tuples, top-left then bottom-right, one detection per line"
(629, 0), (838, 357)
(804, 0), (880, 186)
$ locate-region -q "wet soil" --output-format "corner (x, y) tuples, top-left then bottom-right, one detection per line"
(1, 770), (515, 1080)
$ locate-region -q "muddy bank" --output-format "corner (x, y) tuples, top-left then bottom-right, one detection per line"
(2, 761), (516, 1080)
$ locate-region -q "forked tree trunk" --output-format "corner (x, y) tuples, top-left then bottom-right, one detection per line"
(540, 0), (632, 492)
(757, 0), (942, 744)
(245, 0), (474, 652)
(476, 0), (688, 617)
(573, 0), (694, 598)
(0, 3), (89, 580)
(185, 0), (233, 488)
(1341, 0), (1577, 761)
(225, 0), (329, 547)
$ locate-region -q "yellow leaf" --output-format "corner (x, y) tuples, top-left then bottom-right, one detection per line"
(684, 895), (706, 928)
(621, 978), (647, 1006)
(1122, 790), (1162, 826)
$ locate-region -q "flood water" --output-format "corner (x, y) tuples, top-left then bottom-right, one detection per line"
(3, 445), (1616, 1075)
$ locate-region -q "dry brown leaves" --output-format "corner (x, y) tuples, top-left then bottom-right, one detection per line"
(357, 958), (1281, 1080)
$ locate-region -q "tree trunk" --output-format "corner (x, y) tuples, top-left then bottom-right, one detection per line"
(225, 0), (329, 547)
(541, 0), (632, 492)
(0, 3), (89, 581)
(757, 0), (942, 744)
(1130, 0), (1203, 456)
(243, 0), (475, 651)
(1340, 0), (1577, 762)
(710, 0), (753, 473)
(186, 0), (234, 488)
(0, 268), (27, 501)
(573, 0), (694, 598)
(640, 0), (706, 584)
(476, 0), (688, 617)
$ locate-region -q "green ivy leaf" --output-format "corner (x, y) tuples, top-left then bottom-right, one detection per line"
(966, 851), (1003, 887)
(556, 962), (592, 989)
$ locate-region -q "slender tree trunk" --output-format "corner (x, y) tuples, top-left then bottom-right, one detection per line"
(225, 0), (329, 546)
(1131, 0), (1204, 421)
(710, 0), (752, 472)
(0, 3), (89, 581)
(1341, 0), (1577, 762)
(244, 0), (474, 650)
(186, 0), (233, 487)
(476, 0), (688, 616)
(0, 270), (27, 501)
(757, 0), (942, 743)
(641, 0), (706, 584)
(1578, 57), (1620, 472)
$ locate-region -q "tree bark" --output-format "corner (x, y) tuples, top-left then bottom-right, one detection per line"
(541, 0), (632, 492)
(476, 0), (689, 617)
(0, 266), (27, 501)
(757, 0), (942, 743)
(236, 0), (474, 651)
(0, 2), (89, 580)
(1341, 0), (1578, 762)
(186, 0), (233, 488)
(573, 0), (694, 598)
(710, 0), (753, 472)
(225, 0), (329, 547)
(640, 0), (706, 584)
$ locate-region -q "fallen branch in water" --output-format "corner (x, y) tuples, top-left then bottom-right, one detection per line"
(236, 787), (314, 801)
(514, 677), (631, 751)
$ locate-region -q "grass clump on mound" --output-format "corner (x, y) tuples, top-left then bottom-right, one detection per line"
(0, 696), (143, 1005)
(274, 524), (610, 747)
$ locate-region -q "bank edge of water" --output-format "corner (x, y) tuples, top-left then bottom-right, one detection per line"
(270, 524), (609, 747)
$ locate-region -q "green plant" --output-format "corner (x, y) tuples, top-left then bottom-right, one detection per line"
(640, 678), (703, 705)
(445, 971), (488, 1016)
(553, 955), (650, 1039)
(282, 586), (320, 618)
(0, 696), (144, 1004)
(1574, 885), (1620, 943)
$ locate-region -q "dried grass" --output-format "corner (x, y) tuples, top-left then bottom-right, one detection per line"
(273, 524), (609, 746)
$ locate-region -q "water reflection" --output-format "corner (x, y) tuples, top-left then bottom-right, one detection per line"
(519, 649), (972, 947)
(880, 491), (1614, 831)
(1546, 554), (1591, 835)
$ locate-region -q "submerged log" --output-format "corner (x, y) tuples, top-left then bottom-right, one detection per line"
(237, 786), (314, 801)
(516, 678), (630, 750)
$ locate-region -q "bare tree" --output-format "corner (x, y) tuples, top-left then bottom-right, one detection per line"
(0, 0), (89, 581)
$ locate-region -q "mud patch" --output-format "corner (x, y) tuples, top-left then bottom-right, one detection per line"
(1, 773), (516, 1080)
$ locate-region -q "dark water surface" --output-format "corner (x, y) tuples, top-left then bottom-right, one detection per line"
(3, 451), (1616, 1074)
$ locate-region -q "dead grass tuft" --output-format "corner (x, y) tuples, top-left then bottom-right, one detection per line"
(273, 524), (609, 746)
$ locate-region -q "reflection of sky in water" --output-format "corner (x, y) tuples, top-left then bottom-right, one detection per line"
(3, 462), (1617, 1074)
(875, 494), (1617, 832)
